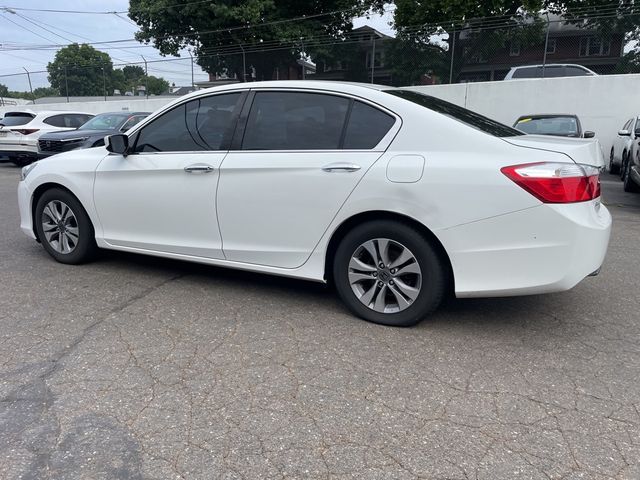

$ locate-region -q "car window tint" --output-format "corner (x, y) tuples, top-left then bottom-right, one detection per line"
(543, 66), (564, 77)
(385, 90), (523, 137)
(134, 93), (241, 152)
(565, 66), (588, 77)
(242, 92), (349, 150)
(65, 114), (90, 128)
(43, 115), (66, 127)
(120, 115), (146, 131)
(514, 116), (579, 137)
(512, 67), (539, 79)
(0, 113), (34, 126)
(343, 101), (395, 149)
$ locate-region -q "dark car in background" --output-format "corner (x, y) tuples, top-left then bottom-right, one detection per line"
(37, 112), (149, 158)
(513, 114), (595, 138)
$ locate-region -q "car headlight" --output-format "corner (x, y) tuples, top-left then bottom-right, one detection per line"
(20, 162), (38, 181)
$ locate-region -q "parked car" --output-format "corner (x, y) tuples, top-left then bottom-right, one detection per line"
(513, 114), (595, 138)
(622, 141), (640, 193)
(17, 81), (610, 327)
(0, 110), (94, 166)
(37, 112), (150, 158)
(504, 64), (597, 80)
(610, 116), (640, 176)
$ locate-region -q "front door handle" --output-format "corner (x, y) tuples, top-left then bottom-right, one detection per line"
(184, 164), (214, 173)
(321, 162), (361, 173)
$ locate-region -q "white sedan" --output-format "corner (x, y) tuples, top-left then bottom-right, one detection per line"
(17, 81), (611, 327)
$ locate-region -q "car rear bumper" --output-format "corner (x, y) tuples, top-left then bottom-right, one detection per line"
(18, 181), (36, 240)
(0, 142), (39, 159)
(438, 199), (611, 298)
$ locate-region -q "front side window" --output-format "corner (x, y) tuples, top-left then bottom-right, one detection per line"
(134, 93), (242, 152)
(242, 92), (349, 150)
(386, 89), (523, 137)
(512, 67), (538, 79)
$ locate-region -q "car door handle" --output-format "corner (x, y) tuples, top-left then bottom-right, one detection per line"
(321, 162), (361, 173)
(184, 164), (215, 173)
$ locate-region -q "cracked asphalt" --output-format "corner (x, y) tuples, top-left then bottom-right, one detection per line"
(1, 162), (639, 480)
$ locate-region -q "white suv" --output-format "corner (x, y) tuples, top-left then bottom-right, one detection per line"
(0, 110), (94, 166)
(504, 64), (597, 80)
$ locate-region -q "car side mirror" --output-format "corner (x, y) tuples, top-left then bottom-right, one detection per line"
(583, 131), (595, 139)
(105, 134), (129, 156)
(618, 129), (631, 137)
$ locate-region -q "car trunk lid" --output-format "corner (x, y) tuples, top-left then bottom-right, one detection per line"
(503, 135), (605, 170)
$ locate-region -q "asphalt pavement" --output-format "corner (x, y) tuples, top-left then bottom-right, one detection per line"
(1, 162), (639, 479)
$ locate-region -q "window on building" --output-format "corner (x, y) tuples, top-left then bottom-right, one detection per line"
(579, 37), (611, 56)
(509, 41), (520, 56)
(546, 39), (557, 54)
(365, 51), (384, 69)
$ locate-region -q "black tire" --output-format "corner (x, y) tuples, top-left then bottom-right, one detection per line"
(609, 148), (619, 175)
(621, 154), (627, 181)
(332, 220), (446, 327)
(34, 188), (98, 264)
(11, 158), (32, 168)
(623, 159), (640, 193)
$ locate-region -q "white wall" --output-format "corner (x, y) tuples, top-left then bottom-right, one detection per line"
(0, 97), (174, 116)
(406, 74), (640, 156)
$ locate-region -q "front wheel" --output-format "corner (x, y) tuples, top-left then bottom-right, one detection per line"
(34, 188), (98, 264)
(333, 221), (446, 327)
(609, 148), (619, 175)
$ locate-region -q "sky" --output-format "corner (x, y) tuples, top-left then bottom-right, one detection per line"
(0, 1), (395, 92)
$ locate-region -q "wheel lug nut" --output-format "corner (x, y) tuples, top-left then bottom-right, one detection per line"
(379, 263), (384, 268)
(390, 268), (396, 274)
(372, 272), (377, 277)
(389, 280), (395, 286)
(378, 281), (383, 287)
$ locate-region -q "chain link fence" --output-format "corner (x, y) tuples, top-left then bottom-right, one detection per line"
(0, 10), (638, 104)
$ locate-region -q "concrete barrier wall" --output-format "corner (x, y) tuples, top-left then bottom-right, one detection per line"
(3, 74), (640, 156)
(406, 74), (640, 157)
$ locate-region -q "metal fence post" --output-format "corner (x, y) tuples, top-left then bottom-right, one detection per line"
(64, 65), (69, 103)
(371, 36), (376, 83)
(22, 67), (33, 103)
(542, 13), (550, 78)
(102, 66), (107, 101)
(449, 26), (456, 84)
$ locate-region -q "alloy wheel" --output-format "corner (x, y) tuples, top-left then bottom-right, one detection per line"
(348, 238), (422, 314)
(41, 200), (79, 254)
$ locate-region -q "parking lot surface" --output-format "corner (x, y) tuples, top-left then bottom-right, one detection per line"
(1, 163), (639, 480)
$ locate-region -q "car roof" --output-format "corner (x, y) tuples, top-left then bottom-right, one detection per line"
(516, 114), (579, 119)
(2, 110), (93, 117)
(510, 64), (591, 69)
(93, 111), (150, 116)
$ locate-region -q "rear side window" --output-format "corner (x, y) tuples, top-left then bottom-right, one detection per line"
(242, 92), (349, 150)
(134, 92), (242, 152)
(512, 67), (539, 79)
(385, 90), (523, 137)
(343, 101), (395, 149)
(44, 114), (91, 128)
(0, 112), (35, 126)
(542, 66), (564, 77)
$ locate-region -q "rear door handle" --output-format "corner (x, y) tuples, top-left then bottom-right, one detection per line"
(321, 162), (361, 173)
(184, 164), (214, 173)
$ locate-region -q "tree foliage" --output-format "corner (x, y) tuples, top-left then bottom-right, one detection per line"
(129, 0), (384, 81)
(47, 44), (114, 96)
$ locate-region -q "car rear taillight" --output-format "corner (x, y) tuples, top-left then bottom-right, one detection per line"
(11, 129), (39, 135)
(501, 162), (601, 203)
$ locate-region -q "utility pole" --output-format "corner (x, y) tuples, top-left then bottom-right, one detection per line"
(370, 37), (376, 84)
(542, 13), (551, 78)
(141, 55), (148, 98)
(102, 66), (106, 101)
(64, 64), (69, 103)
(22, 67), (33, 103)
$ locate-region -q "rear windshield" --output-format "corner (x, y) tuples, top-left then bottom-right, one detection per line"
(0, 112), (35, 127)
(385, 90), (523, 137)
(514, 116), (579, 137)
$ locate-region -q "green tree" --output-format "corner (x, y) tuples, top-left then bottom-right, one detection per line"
(0, 84), (8, 98)
(47, 44), (114, 96)
(129, 0), (383, 81)
(144, 75), (170, 95)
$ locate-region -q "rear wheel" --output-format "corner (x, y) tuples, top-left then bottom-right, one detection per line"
(333, 220), (446, 327)
(34, 188), (98, 264)
(623, 156), (640, 193)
